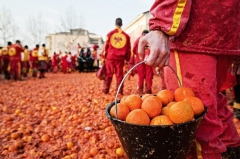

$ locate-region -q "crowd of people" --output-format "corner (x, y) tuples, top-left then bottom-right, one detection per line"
(0, 42), (101, 80)
(0, 41), (49, 80)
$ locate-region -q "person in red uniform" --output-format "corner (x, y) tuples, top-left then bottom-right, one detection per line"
(133, 30), (153, 95)
(52, 52), (61, 73)
(102, 18), (131, 94)
(61, 52), (68, 74)
(2, 42), (12, 80)
(29, 44), (39, 77)
(71, 53), (76, 71)
(138, 0), (240, 158)
(9, 40), (24, 80)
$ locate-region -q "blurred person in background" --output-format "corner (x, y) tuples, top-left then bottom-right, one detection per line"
(102, 18), (131, 95)
(133, 30), (153, 95)
(9, 40), (24, 80)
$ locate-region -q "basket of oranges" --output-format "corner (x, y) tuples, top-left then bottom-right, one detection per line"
(105, 61), (207, 159)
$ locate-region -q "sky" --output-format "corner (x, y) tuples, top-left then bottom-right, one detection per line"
(0, 0), (155, 46)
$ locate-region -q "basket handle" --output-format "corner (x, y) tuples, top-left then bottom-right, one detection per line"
(114, 60), (182, 119)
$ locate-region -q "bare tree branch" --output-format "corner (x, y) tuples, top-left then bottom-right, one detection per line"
(26, 13), (47, 46)
(59, 7), (85, 50)
(0, 7), (18, 46)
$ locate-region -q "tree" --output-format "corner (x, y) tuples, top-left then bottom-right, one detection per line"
(59, 7), (85, 51)
(26, 14), (47, 47)
(0, 7), (18, 46)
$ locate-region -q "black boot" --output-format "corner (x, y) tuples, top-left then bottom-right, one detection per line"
(4, 71), (11, 80)
(222, 147), (240, 159)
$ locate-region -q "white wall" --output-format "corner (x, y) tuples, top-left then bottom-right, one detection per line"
(124, 12), (152, 48)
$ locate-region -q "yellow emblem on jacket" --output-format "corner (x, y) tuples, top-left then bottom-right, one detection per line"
(9, 48), (16, 56)
(32, 50), (38, 57)
(2, 48), (8, 55)
(110, 33), (126, 49)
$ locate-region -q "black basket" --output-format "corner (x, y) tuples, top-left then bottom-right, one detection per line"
(105, 101), (206, 159)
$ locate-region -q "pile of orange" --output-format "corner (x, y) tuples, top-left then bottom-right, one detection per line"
(110, 87), (205, 126)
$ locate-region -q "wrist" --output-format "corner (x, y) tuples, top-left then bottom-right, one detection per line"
(152, 30), (169, 37)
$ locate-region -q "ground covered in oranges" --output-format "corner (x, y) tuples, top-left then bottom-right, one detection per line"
(0, 72), (239, 159)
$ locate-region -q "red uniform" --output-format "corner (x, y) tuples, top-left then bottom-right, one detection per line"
(52, 54), (59, 73)
(150, 0), (240, 158)
(61, 55), (68, 74)
(133, 36), (153, 94)
(29, 48), (39, 77)
(9, 44), (24, 80)
(103, 28), (131, 94)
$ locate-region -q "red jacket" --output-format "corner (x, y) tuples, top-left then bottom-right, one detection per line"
(133, 36), (142, 63)
(30, 48), (39, 61)
(62, 55), (68, 66)
(105, 28), (131, 61)
(9, 44), (24, 61)
(149, 0), (240, 55)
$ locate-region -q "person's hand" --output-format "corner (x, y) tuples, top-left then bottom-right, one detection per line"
(138, 30), (170, 68)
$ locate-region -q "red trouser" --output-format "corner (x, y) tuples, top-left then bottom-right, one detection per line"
(10, 60), (21, 80)
(103, 59), (124, 94)
(52, 65), (58, 73)
(30, 61), (38, 77)
(62, 64), (67, 74)
(163, 51), (240, 159)
(136, 63), (153, 92)
(21, 61), (28, 76)
(3, 60), (10, 72)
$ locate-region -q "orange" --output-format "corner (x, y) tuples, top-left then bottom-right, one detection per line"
(174, 87), (195, 102)
(141, 96), (162, 118)
(110, 103), (130, 121)
(142, 94), (152, 101)
(169, 101), (194, 124)
(161, 106), (170, 117)
(150, 115), (173, 125)
(116, 147), (124, 157)
(124, 94), (142, 111)
(166, 101), (176, 107)
(161, 102), (175, 117)
(156, 90), (174, 105)
(183, 96), (205, 116)
(126, 109), (150, 125)
(120, 96), (127, 105)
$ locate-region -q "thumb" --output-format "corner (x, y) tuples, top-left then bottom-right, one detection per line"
(137, 36), (148, 60)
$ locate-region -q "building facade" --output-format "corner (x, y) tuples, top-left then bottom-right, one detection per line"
(123, 11), (152, 48)
(46, 28), (104, 57)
